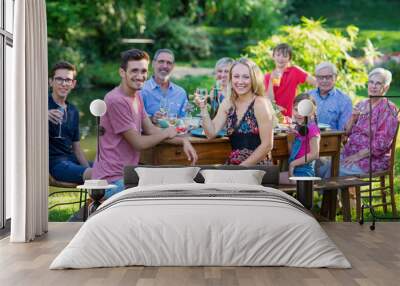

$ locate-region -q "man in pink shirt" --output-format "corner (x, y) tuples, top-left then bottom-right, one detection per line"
(92, 49), (198, 198)
(265, 43), (316, 118)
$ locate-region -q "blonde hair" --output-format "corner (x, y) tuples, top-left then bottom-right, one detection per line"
(214, 57), (234, 71)
(227, 58), (265, 104)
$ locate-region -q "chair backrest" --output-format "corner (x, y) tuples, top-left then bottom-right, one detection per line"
(389, 121), (400, 172)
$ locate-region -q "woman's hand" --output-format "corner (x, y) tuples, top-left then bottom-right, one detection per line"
(182, 140), (198, 165)
(341, 154), (359, 167)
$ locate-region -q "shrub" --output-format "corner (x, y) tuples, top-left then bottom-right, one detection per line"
(150, 19), (211, 60)
(247, 17), (370, 98)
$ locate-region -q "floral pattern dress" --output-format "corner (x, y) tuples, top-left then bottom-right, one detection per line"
(342, 98), (399, 173)
(225, 99), (271, 165)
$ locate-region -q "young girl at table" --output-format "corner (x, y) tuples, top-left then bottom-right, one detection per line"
(279, 93), (320, 184)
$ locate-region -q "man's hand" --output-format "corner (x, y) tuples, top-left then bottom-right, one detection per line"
(183, 140), (198, 165)
(151, 111), (164, 124)
(48, 109), (64, 124)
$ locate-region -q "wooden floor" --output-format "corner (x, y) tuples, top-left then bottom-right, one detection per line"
(1, 222), (399, 286)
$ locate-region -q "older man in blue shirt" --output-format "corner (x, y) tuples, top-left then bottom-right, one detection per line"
(308, 62), (352, 131)
(141, 49), (188, 124)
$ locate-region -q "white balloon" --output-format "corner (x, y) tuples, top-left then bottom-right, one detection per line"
(90, 99), (107, 117)
(297, 99), (314, 116)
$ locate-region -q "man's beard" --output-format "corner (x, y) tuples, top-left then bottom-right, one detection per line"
(157, 72), (171, 82)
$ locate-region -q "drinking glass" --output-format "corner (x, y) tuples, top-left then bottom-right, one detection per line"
(197, 88), (208, 103)
(168, 112), (178, 127)
(54, 106), (67, 138)
(159, 97), (168, 118)
(272, 71), (282, 86)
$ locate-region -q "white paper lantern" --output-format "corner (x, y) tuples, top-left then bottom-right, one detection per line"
(298, 99), (314, 116)
(90, 99), (107, 117)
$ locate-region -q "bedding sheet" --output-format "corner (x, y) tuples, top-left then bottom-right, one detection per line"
(50, 183), (351, 269)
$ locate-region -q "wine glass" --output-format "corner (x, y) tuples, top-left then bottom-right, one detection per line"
(159, 97), (168, 118)
(197, 88), (208, 103)
(54, 106), (67, 138)
(168, 112), (178, 127)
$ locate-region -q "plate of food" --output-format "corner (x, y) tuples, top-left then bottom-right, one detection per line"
(191, 128), (227, 138)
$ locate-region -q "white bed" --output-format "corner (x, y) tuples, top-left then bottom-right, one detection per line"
(50, 183), (351, 269)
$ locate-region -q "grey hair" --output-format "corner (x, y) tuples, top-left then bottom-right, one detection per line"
(153, 49), (175, 63)
(215, 57), (234, 70)
(368, 68), (392, 87)
(315, 62), (337, 75)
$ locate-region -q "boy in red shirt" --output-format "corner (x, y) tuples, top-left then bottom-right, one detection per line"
(265, 43), (316, 118)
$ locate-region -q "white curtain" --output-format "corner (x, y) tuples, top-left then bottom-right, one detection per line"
(8, 0), (48, 242)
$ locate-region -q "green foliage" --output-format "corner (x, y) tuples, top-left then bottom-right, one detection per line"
(204, 0), (289, 39)
(247, 17), (369, 98)
(292, 0), (400, 54)
(174, 75), (215, 97)
(150, 19), (211, 60)
(379, 60), (400, 87)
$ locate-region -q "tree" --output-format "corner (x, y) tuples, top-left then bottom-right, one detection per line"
(247, 17), (371, 98)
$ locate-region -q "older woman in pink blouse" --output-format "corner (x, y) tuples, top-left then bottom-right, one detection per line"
(340, 68), (399, 175)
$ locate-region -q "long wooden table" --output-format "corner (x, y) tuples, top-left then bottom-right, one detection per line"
(141, 130), (344, 177)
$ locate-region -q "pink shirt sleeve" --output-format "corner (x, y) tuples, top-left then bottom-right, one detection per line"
(293, 66), (308, 84)
(107, 97), (137, 134)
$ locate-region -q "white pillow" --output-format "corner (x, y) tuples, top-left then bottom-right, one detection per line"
(135, 167), (200, 186)
(200, 169), (266, 185)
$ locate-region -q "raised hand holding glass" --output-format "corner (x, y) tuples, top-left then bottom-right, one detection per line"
(54, 106), (67, 138)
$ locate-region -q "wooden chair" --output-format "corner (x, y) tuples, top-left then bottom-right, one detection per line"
(355, 122), (399, 220)
(48, 174), (86, 211)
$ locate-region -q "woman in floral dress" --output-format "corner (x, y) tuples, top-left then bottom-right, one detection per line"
(195, 58), (274, 165)
(340, 68), (399, 175)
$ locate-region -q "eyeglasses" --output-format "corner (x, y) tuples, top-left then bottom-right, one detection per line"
(53, 77), (74, 86)
(316, 74), (334, 81)
(368, 80), (384, 87)
(156, 59), (173, 66)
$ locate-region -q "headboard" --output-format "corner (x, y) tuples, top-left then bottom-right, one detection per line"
(123, 164), (280, 189)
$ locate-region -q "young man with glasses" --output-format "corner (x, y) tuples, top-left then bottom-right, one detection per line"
(141, 49), (188, 125)
(48, 61), (92, 184)
(308, 62), (352, 131)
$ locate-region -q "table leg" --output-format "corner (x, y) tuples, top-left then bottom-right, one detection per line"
(341, 188), (351, 222)
(327, 189), (338, 221)
(83, 189), (88, 222)
(321, 190), (330, 218)
(331, 152), (340, 177)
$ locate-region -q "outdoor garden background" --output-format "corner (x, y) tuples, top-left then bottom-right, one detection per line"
(47, 0), (400, 221)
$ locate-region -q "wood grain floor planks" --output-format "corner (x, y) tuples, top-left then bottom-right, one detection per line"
(0, 222), (399, 286)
